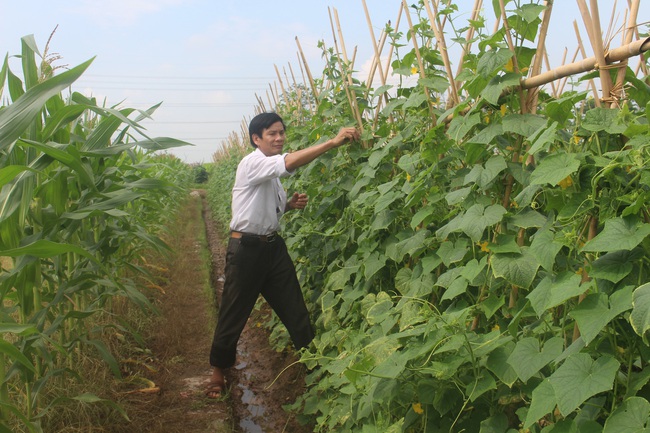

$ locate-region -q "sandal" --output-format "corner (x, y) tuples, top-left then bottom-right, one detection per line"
(205, 381), (225, 399)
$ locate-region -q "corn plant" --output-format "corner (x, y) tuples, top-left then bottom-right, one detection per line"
(0, 36), (192, 432)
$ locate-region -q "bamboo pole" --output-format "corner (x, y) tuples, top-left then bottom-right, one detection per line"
(362, 0), (388, 89)
(328, 7), (365, 138)
(295, 52), (314, 115)
(582, 0), (614, 106)
(520, 37), (650, 89)
(295, 36), (319, 101)
(573, 21), (602, 106)
(273, 64), (288, 107)
(332, 8), (362, 123)
(613, 0), (640, 104)
(373, 3), (404, 128)
(455, 0), (483, 82)
(423, 0), (459, 106)
(401, 0), (437, 124)
(499, 0), (520, 75)
(627, 0), (648, 75)
(556, 47), (580, 96)
(525, 0), (554, 112)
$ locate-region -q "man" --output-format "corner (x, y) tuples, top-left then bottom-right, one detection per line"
(206, 112), (360, 398)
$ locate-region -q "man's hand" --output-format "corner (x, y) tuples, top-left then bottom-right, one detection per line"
(330, 127), (361, 147)
(287, 192), (309, 211)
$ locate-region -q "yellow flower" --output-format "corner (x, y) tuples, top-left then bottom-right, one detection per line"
(505, 58), (514, 72)
(478, 241), (490, 252)
(411, 66), (418, 75)
(500, 104), (507, 116)
(484, 115), (490, 124)
(413, 402), (424, 415)
(573, 135), (580, 145)
(511, 200), (519, 209)
(558, 176), (573, 189)
(406, 173), (412, 182)
(492, 324), (500, 331)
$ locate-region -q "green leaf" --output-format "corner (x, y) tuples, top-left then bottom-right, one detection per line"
(466, 123), (503, 145)
(570, 287), (634, 345)
(510, 208), (548, 229)
(482, 73), (521, 105)
(466, 371), (496, 402)
(477, 49), (513, 78)
(464, 155), (508, 189)
(1, 239), (97, 263)
(0, 165), (35, 189)
(590, 250), (637, 283)
(549, 353), (619, 416)
(527, 121), (559, 155)
(518, 4), (546, 23)
(18, 139), (95, 188)
(364, 251), (387, 280)
(460, 203), (507, 242)
(530, 153), (581, 186)
(631, 283), (650, 343)
(0, 340), (37, 373)
(437, 239), (469, 267)
(502, 113), (547, 137)
(582, 107), (628, 134)
(486, 342), (518, 387)
(507, 336), (563, 382)
(602, 397), (650, 433)
(581, 217), (650, 253)
(530, 228), (563, 271)
(0, 323), (38, 336)
(479, 413), (508, 433)
(0, 58), (94, 151)
(525, 379), (557, 428)
(82, 338), (121, 377)
(491, 247), (540, 288)
(527, 272), (585, 317)
(446, 186), (472, 205)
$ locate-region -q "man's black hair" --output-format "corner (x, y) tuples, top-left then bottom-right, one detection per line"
(248, 112), (285, 148)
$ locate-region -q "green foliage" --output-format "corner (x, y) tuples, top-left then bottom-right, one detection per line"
(193, 164), (209, 184)
(210, 1), (650, 432)
(0, 36), (192, 431)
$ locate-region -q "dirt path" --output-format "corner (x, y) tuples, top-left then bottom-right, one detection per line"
(114, 191), (313, 432)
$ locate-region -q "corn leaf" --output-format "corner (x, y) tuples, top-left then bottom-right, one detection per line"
(0, 57), (94, 151)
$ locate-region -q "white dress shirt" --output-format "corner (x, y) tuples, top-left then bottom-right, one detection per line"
(229, 148), (292, 235)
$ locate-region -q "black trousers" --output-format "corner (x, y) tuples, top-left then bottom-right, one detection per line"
(209, 234), (315, 368)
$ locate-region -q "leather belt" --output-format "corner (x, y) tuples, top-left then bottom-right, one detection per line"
(230, 231), (277, 242)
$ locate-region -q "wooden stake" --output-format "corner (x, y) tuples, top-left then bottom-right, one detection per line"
(455, 0), (483, 82)
(328, 7), (365, 138)
(401, 0), (436, 124)
(424, 0), (459, 106)
(520, 37), (650, 90)
(274, 64), (288, 107)
(526, 0), (554, 112)
(613, 0), (641, 104)
(295, 36), (318, 101)
(573, 20), (602, 106)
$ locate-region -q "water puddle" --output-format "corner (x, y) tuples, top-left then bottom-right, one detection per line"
(236, 352), (269, 432)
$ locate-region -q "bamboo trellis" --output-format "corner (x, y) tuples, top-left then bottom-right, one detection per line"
(217, 0), (648, 160)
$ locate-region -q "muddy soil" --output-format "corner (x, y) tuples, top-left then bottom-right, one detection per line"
(113, 191), (313, 433)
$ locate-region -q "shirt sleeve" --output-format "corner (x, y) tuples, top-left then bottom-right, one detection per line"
(244, 152), (292, 185)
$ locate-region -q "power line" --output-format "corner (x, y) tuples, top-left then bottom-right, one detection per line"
(84, 74), (275, 80)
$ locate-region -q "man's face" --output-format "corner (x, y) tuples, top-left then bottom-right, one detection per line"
(253, 121), (286, 156)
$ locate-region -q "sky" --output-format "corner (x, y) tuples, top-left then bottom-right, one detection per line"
(1, 1), (647, 164)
